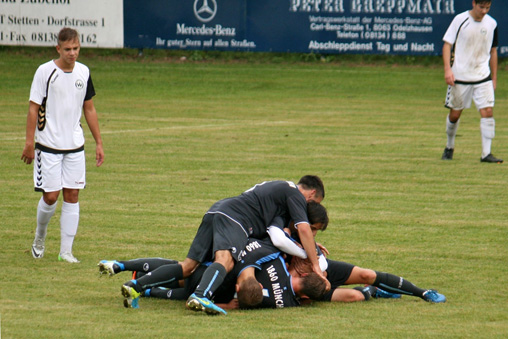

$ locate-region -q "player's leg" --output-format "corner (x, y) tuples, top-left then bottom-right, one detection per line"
(98, 258), (179, 276)
(58, 151), (85, 263)
(122, 258), (199, 308)
(343, 267), (400, 299)
(372, 271), (445, 302)
(187, 250), (232, 315)
(443, 84), (469, 160)
(476, 81), (502, 163)
(32, 150), (61, 259)
(187, 214), (245, 315)
(59, 188), (80, 263)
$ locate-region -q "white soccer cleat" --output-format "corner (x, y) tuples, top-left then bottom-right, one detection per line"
(98, 260), (117, 276)
(58, 252), (80, 263)
(31, 238), (45, 259)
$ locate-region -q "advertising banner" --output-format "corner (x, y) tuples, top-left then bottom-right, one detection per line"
(123, 0), (508, 57)
(0, 0), (123, 48)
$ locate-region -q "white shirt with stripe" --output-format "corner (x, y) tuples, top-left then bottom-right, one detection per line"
(443, 10), (497, 83)
(30, 60), (91, 151)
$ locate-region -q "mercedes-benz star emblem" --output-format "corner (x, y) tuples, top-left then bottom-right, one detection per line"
(194, 0), (217, 23)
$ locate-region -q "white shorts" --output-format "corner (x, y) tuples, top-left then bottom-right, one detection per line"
(444, 81), (495, 111)
(34, 149), (86, 192)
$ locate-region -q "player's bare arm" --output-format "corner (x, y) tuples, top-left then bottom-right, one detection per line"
(83, 99), (104, 167)
(490, 47), (497, 91)
(442, 42), (455, 86)
(21, 101), (40, 165)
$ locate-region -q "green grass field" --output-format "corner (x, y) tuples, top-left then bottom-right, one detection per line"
(1, 48), (507, 338)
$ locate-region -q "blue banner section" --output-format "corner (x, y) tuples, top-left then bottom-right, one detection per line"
(123, 0), (508, 57)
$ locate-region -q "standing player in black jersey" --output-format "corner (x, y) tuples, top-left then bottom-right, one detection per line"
(120, 175), (326, 314)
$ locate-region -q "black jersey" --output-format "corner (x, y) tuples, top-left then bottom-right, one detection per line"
(208, 180), (308, 238)
(233, 237), (282, 277)
(256, 256), (300, 308)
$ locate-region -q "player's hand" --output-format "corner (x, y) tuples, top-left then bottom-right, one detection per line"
(313, 264), (331, 292)
(21, 144), (34, 164)
(444, 69), (455, 86)
(316, 242), (329, 256)
(95, 144), (104, 167)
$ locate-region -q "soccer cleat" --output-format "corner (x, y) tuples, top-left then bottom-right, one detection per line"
(186, 293), (227, 315)
(441, 148), (454, 160)
(58, 252), (80, 263)
(423, 290), (446, 303)
(122, 284), (141, 309)
(480, 154), (503, 163)
(31, 238), (45, 259)
(372, 286), (401, 299)
(98, 260), (119, 277)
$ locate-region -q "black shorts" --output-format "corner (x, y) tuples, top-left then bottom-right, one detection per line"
(186, 212), (250, 263)
(320, 259), (356, 301)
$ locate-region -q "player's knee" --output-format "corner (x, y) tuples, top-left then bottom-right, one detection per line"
(346, 289), (367, 302)
(214, 251), (234, 272)
(358, 268), (377, 284)
(181, 259), (199, 277)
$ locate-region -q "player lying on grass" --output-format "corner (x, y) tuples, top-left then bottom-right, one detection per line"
(283, 221), (446, 303)
(99, 238), (329, 311)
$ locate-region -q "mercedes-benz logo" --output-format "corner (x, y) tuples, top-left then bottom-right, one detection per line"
(194, 0), (217, 23)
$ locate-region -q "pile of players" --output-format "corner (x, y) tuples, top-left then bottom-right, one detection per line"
(99, 175), (445, 314)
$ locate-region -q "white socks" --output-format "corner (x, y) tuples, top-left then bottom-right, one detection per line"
(446, 115), (459, 149)
(36, 197), (57, 241)
(446, 116), (496, 158)
(480, 117), (495, 159)
(60, 201), (80, 254)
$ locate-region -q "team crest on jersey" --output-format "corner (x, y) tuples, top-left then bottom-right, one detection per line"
(480, 28), (487, 36)
(143, 263), (150, 272)
(75, 79), (84, 89)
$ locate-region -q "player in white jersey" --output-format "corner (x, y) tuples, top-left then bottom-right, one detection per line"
(21, 27), (105, 263)
(441, 0), (502, 163)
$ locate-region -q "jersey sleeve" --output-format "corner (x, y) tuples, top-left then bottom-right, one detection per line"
(84, 74), (96, 101)
(267, 226), (307, 259)
(442, 15), (462, 44)
(492, 27), (498, 48)
(286, 193), (309, 228)
(29, 65), (47, 105)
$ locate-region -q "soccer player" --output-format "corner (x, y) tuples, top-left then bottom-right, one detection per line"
(441, 0), (502, 163)
(21, 27), (104, 263)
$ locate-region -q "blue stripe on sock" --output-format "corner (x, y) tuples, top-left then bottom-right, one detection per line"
(203, 270), (220, 297)
(379, 283), (413, 296)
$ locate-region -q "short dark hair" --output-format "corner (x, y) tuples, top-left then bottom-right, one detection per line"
(474, 0), (491, 4)
(307, 201), (328, 231)
(298, 175), (325, 199)
(58, 27), (79, 45)
(237, 277), (263, 309)
(300, 272), (328, 300)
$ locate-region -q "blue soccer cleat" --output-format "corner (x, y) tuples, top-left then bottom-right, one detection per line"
(423, 290), (446, 303)
(186, 293), (227, 315)
(121, 283), (141, 309)
(372, 286), (401, 299)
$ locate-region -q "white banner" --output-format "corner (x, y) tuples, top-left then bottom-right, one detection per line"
(0, 0), (123, 48)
